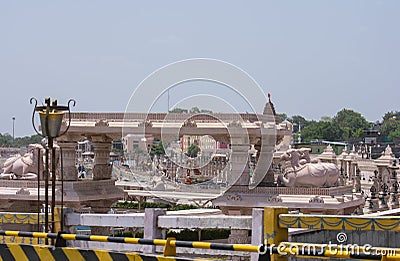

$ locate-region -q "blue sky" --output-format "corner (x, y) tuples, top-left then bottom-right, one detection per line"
(1, 1), (399, 136)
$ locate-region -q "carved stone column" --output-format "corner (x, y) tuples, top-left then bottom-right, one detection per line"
(354, 168), (361, 193)
(253, 133), (275, 187)
(350, 161), (357, 185)
(254, 141), (275, 187)
(367, 185), (379, 213)
(379, 182), (389, 211)
(57, 134), (81, 181)
(91, 135), (112, 180)
(389, 161), (399, 209)
(228, 133), (250, 187)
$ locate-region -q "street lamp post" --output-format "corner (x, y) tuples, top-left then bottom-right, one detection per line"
(31, 97), (75, 244)
(12, 117), (15, 146)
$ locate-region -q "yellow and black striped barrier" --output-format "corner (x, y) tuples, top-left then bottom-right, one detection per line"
(0, 243), (209, 261)
(0, 230), (267, 260)
(5, 229), (400, 260)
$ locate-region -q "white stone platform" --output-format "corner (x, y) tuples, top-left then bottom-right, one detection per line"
(0, 179), (124, 212)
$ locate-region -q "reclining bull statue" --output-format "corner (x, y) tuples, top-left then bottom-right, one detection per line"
(1, 144), (44, 180)
(277, 148), (339, 187)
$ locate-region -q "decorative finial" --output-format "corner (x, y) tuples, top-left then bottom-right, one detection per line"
(268, 92), (271, 101)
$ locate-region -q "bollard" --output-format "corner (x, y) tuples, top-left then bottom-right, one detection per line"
(164, 237), (176, 256)
(143, 208), (167, 254)
(53, 207), (62, 233)
(251, 208), (265, 261)
(264, 207), (288, 261)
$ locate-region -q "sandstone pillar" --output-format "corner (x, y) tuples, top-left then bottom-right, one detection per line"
(228, 133), (250, 187)
(350, 161), (357, 184)
(57, 135), (80, 181)
(251, 122), (276, 188)
(91, 136), (112, 180)
(354, 167), (361, 193)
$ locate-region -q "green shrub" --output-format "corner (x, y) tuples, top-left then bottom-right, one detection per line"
(167, 229), (198, 241)
(201, 229), (230, 240)
(166, 228), (230, 241)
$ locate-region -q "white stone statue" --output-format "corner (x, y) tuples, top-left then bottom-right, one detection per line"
(1, 144), (44, 180)
(150, 175), (166, 191)
(277, 148), (339, 187)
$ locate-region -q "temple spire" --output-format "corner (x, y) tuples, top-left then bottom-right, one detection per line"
(263, 92), (279, 123)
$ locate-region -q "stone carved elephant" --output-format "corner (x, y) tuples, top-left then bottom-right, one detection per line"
(277, 149), (339, 187)
(1, 144), (44, 180)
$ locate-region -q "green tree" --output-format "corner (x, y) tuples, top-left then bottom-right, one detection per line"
(287, 115), (310, 133)
(186, 143), (200, 158)
(0, 133), (41, 147)
(301, 121), (343, 142)
(276, 113), (287, 122)
(379, 111), (400, 140)
(169, 108), (188, 113)
(189, 107), (201, 113)
(320, 116), (332, 122)
(388, 128), (400, 140)
(14, 134), (42, 147)
(382, 111), (400, 122)
(169, 107), (213, 114)
(0, 133), (13, 146)
(333, 109), (370, 139)
(149, 140), (165, 157)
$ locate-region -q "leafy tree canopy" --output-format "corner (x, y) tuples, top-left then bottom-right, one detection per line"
(283, 108), (399, 142)
(301, 121), (343, 142)
(186, 143), (200, 158)
(380, 111), (400, 140)
(320, 116), (332, 122)
(169, 107), (213, 114)
(332, 109), (370, 139)
(149, 140), (165, 156)
(276, 113), (287, 122)
(0, 133), (41, 148)
(287, 115), (309, 133)
(169, 108), (188, 113)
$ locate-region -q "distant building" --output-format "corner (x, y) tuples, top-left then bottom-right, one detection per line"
(76, 139), (93, 163)
(122, 134), (153, 154)
(363, 129), (380, 145)
(180, 135), (228, 154)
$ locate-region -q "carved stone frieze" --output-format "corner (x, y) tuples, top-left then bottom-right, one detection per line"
(16, 188), (30, 195)
(182, 120), (197, 128)
(267, 195), (282, 203)
(95, 119), (109, 127)
(227, 194), (242, 201)
(139, 120), (153, 128)
(309, 196), (324, 204)
(228, 121), (242, 128)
